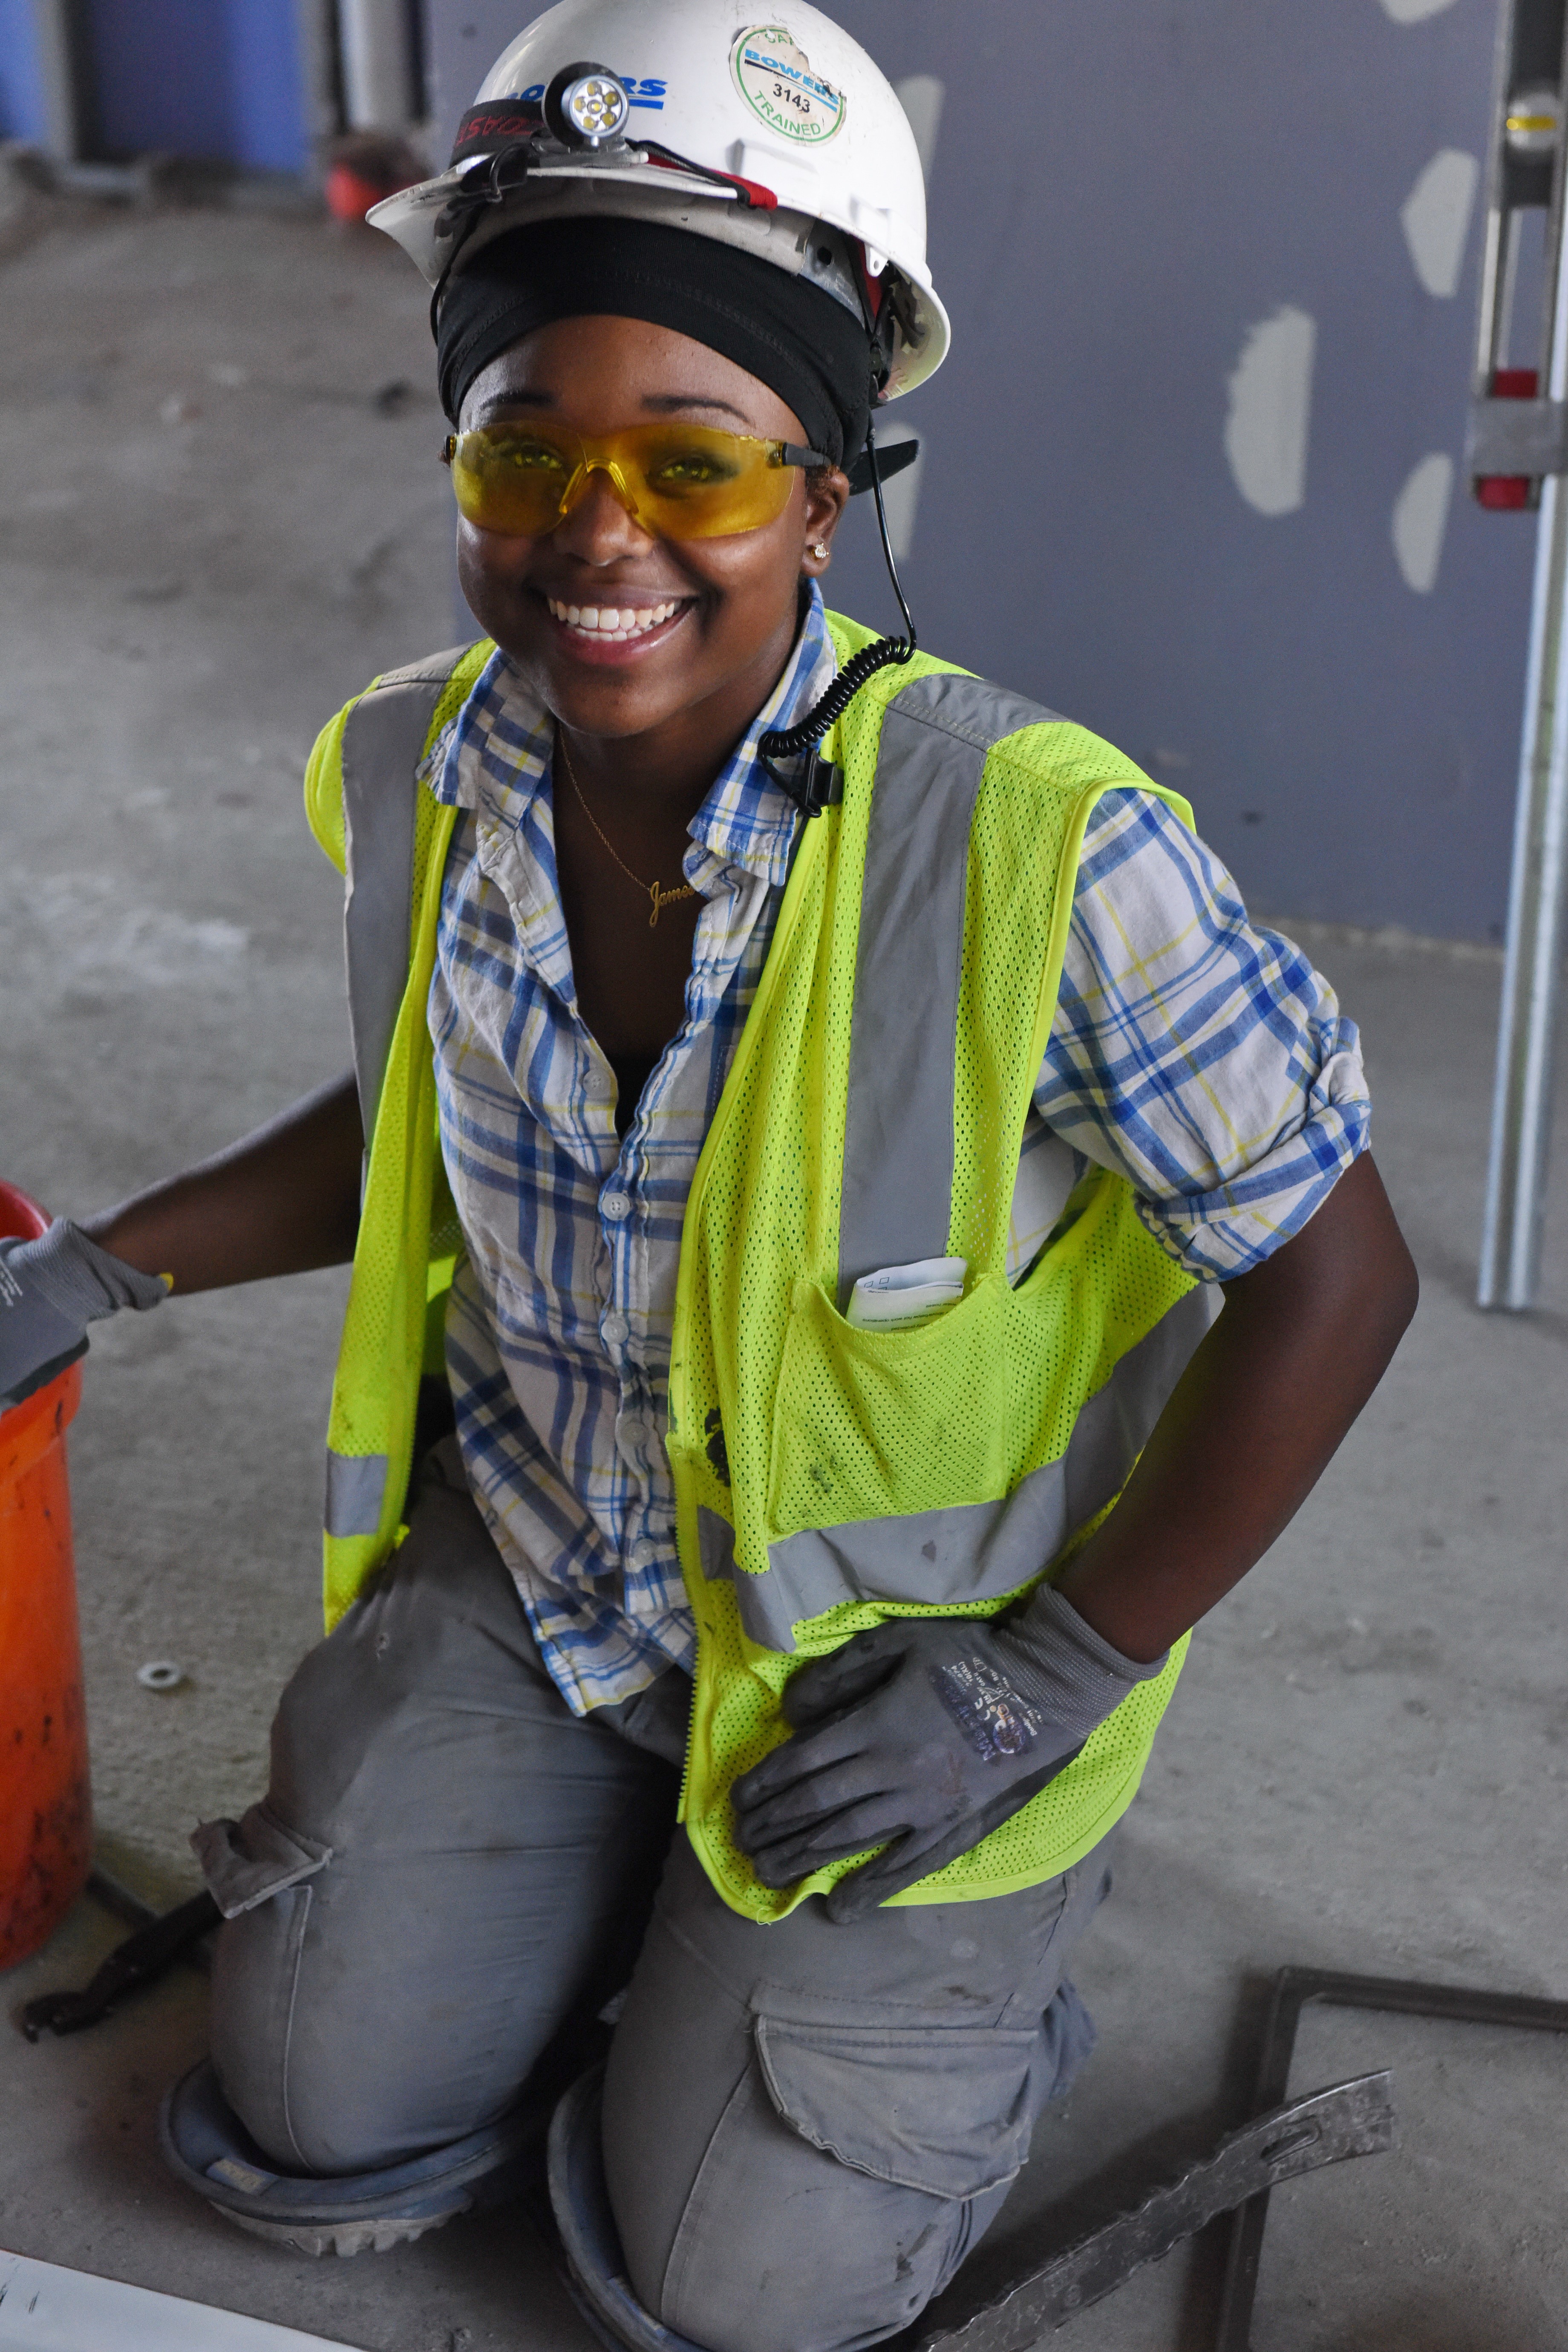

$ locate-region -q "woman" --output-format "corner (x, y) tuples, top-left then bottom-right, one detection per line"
(0, 6), (1416, 2347)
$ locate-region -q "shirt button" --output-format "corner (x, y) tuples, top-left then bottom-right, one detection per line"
(602, 1311), (629, 1346)
(602, 1189), (631, 1222)
(629, 1538), (657, 1570)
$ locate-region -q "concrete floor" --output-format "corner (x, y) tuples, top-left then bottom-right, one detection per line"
(3, 194), (1566, 2352)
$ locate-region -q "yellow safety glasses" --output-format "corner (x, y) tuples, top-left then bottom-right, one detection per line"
(441, 420), (828, 542)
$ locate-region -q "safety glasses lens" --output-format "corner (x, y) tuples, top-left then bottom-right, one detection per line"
(448, 429), (575, 535)
(445, 424), (800, 540)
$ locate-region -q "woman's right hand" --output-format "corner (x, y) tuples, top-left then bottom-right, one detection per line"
(0, 1221), (168, 1408)
(3, 1068), (366, 1409)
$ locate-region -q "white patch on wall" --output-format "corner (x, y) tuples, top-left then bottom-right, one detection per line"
(894, 75), (945, 179)
(1392, 451), (1455, 591)
(1224, 306), (1317, 516)
(1379, 0), (1458, 22)
(874, 425), (925, 562)
(1401, 148), (1480, 296)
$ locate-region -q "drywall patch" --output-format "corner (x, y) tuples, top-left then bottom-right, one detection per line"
(1224, 307), (1317, 516)
(894, 74), (945, 180)
(1401, 149), (1480, 296)
(1392, 452), (1455, 591)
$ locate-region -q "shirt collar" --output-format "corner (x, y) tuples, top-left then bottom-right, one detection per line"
(431, 585), (837, 898)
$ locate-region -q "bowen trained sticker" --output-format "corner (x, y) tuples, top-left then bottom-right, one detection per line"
(731, 26), (845, 144)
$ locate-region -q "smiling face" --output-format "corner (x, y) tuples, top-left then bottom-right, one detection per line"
(455, 313), (850, 751)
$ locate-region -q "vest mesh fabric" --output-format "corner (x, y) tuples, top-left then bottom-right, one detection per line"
(308, 619), (1202, 1920)
(306, 640), (493, 1629)
(671, 617), (1197, 1919)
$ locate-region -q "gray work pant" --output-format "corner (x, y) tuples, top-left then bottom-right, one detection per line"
(199, 1443), (1113, 2352)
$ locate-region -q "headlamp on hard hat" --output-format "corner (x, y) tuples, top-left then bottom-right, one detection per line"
(544, 62), (631, 151)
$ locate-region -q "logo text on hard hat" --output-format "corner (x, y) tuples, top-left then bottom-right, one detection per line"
(731, 25), (845, 144)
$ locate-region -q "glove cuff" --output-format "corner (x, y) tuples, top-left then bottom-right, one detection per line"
(1029, 1583), (1168, 1684)
(23, 1219), (170, 1323)
(999, 1582), (1168, 1748)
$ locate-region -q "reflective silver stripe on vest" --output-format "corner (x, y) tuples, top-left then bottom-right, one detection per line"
(838, 672), (1065, 1300)
(702, 1282), (1221, 1652)
(325, 1448), (389, 1539)
(341, 647), (470, 1138)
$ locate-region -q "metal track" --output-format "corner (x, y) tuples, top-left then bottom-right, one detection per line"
(916, 2071), (1394, 2352)
(1213, 1966), (1568, 2351)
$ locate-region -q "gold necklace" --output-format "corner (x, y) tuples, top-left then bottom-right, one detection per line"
(555, 730), (698, 930)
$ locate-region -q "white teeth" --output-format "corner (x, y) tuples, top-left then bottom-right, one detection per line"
(547, 596), (680, 640)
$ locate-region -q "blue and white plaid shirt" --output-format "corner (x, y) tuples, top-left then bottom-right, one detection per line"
(427, 589), (1369, 1714)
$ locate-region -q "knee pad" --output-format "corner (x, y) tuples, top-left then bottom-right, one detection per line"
(159, 2058), (544, 2259)
(548, 2063), (709, 2352)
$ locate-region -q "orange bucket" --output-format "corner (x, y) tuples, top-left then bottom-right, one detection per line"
(0, 1183), (92, 1968)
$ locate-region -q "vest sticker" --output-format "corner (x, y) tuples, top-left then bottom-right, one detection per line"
(731, 26), (845, 144)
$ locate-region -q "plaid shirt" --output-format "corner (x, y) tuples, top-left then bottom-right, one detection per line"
(427, 590), (1369, 1714)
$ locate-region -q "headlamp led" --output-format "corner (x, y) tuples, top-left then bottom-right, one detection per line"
(545, 62), (631, 150)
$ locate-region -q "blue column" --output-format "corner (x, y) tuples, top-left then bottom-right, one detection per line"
(0, 0), (50, 143)
(82, 0), (307, 171)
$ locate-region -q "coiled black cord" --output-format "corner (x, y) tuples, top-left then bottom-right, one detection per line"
(760, 415), (917, 772)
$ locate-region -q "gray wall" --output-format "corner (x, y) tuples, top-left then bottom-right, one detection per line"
(424, 0), (1530, 941)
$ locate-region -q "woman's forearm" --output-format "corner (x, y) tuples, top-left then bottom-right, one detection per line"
(1054, 1151), (1418, 1662)
(80, 1071), (364, 1296)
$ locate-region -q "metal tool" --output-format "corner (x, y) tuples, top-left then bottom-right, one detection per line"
(1469, 0), (1568, 1308)
(1213, 1965), (1568, 2350)
(16, 1870), (215, 2042)
(913, 2072), (1394, 2352)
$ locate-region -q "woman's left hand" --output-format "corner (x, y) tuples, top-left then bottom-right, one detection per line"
(730, 1592), (1153, 1923)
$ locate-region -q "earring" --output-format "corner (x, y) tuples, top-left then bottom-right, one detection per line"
(810, 541), (829, 559)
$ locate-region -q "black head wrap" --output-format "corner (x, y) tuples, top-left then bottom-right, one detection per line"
(435, 214), (873, 465)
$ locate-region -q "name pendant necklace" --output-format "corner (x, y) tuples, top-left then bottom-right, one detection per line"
(556, 730), (698, 930)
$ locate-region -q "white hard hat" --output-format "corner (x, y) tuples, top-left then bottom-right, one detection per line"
(368, 0), (948, 402)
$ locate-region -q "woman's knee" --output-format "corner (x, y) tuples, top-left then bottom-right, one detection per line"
(209, 1883), (342, 2172)
(607, 2056), (975, 2352)
(210, 1875), (510, 2174)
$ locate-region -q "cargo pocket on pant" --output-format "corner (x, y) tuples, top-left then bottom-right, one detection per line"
(191, 1802), (332, 1920)
(753, 2017), (1045, 2199)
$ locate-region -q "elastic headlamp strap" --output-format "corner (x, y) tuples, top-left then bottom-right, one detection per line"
(429, 140), (542, 343)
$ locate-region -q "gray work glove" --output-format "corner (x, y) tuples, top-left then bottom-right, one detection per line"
(0, 1218), (168, 1408)
(730, 1587), (1165, 1924)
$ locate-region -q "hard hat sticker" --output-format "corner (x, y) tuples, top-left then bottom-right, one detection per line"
(732, 26), (845, 144)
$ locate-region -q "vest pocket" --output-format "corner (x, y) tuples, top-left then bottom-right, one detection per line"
(753, 2015), (1044, 2198)
(767, 1275), (1012, 1544)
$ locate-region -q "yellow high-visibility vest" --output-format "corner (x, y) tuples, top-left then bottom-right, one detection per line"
(306, 615), (1213, 1920)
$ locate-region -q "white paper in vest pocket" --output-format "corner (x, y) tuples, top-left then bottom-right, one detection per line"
(845, 1256), (966, 1329)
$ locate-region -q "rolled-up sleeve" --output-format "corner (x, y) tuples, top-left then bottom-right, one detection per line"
(1035, 787), (1370, 1281)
